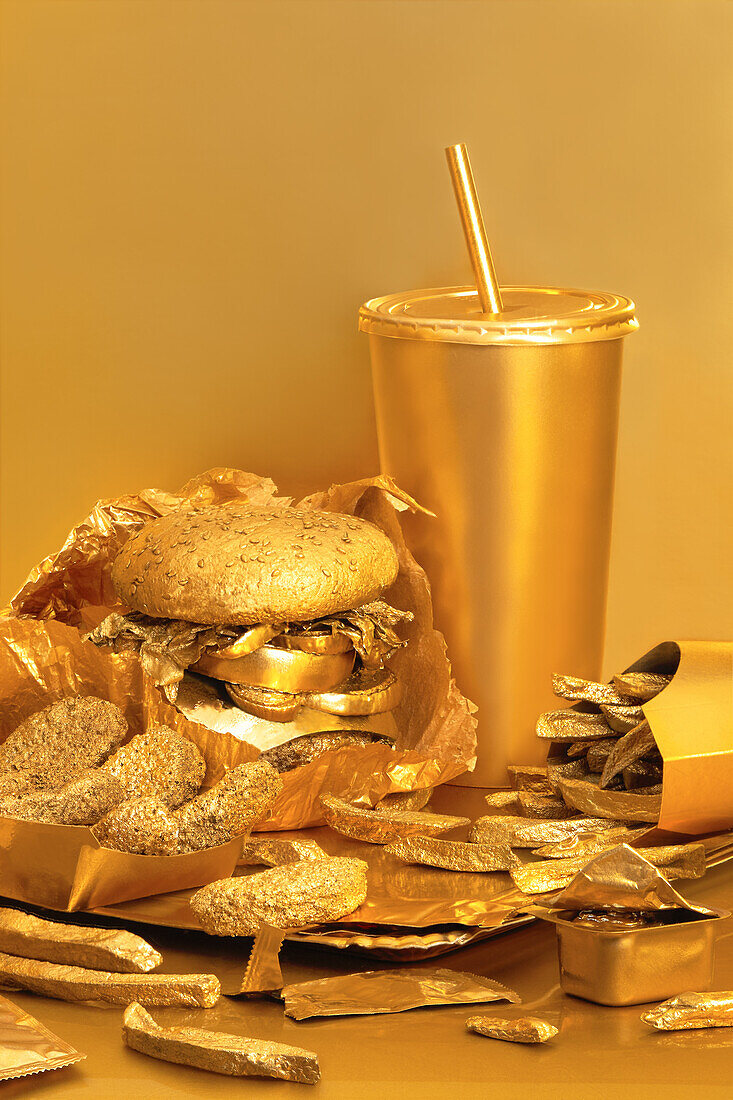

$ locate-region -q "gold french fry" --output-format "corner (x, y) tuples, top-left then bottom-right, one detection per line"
(123, 1003), (320, 1082)
(641, 992), (733, 1031)
(600, 703), (645, 734)
(536, 710), (612, 742)
(320, 794), (469, 845)
(507, 766), (554, 795)
(511, 844), (705, 894)
(585, 739), (618, 773)
(0, 906), (161, 973)
(385, 835), (518, 873)
(552, 675), (628, 707)
(0, 951), (219, 1006)
(377, 788), (433, 811)
(612, 671), (672, 703)
(469, 814), (625, 848)
(600, 720), (658, 789)
(516, 791), (578, 820)
(558, 774), (661, 822)
(466, 1015), (558, 1043)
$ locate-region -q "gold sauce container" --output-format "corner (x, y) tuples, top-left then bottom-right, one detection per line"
(360, 286), (638, 786)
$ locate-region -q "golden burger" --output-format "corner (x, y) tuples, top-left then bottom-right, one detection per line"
(91, 504), (410, 730)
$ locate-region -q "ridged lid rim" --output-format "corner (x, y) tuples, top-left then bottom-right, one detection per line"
(358, 285), (638, 346)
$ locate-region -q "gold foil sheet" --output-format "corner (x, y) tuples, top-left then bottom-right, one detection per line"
(239, 837), (327, 867)
(641, 992), (733, 1031)
(190, 857), (369, 936)
(551, 675), (628, 707)
(549, 843), (718, 915)
(0, 769), (123, 826)
(384, 836), (518, 873)
(4, 468), (478, 831)
(557, 774), (661, 822)
(0, 696), (127, 792)
(0, 906), (161, 973)
(469, 814), (626, 848)
(281, 967), (520, 1019)
(320, 794), (469, 845)
(233, 923), (285, 995)
(175, 760), (282, 852)
(102, 725), (206, 807)
(466, 1015), (558, 1043)
(0, 993), (85, 1080)
(612, 671), (671, 702)
(0, 951), (220, 1007)
(600, 720), (658, 789)
(600, 703), (646, 734)
(536, 710), (612, 741)
(511, 844), (705, 895)
(123, 1002), (320, 1083)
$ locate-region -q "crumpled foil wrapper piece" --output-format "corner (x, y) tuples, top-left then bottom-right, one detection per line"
(0, 905), (161, 973)
(641, 992), (733, 1031)
(557, 775), (661, 823)
(123, 1002), (320, 1083)
(4, 468), (478, 829)
(547, 844), (719, 916)
(320, 794), (469, 845)
(102, 725), (206, 808)
(469, 814), (626, 848)
(551, 675), (628, 707)
(281, 967), (520, 1020)
(0, 993), (85, 1081)
(0, 951), (220, 1007)
(232, 924), (285, 996)
(466, 1015), (558, 1043)
(384, 836), (518, 873)
(0, 696), (127, 793)
(239, 837), (327, 867)
(0, 770), (123, 826)
(511, 843), (706, 895)
(191, 857), (369, 936)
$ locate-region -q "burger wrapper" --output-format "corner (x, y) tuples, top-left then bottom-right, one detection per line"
(5, 468), (477, 829)
(548, 641), (733, 835)
(0, 993), (85, 1080)
(280, 967), (520, 1020)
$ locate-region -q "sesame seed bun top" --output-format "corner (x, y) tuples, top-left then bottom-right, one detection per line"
(111, 503), (399, 625)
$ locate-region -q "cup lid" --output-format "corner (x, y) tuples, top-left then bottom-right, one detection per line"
(358, 286), (638, 346)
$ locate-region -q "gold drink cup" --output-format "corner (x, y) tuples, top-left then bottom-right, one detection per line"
(360, 286), (638, 786)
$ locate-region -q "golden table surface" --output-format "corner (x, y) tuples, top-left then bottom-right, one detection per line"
(3, 787), (733, 1099)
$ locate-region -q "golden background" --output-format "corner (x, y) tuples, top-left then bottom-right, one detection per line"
(2, 0), (731, 676)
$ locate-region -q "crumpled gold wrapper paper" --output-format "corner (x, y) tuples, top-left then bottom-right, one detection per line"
(281, 967), (520, 1019)
(641, 992), (733, 1031)
(511, 843), (706, 895)
(123, 1002), (319, 1082)
(0, 905), (161, 972)
(466, 1015), (558, 1043)
(5, 468), (477, 830)
(0, 951), (220, 1007)
(542, 844), (721, 916)
(0, 993), (85, 1080)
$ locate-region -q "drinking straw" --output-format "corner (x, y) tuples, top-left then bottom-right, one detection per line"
(445, 143), (504, 314)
